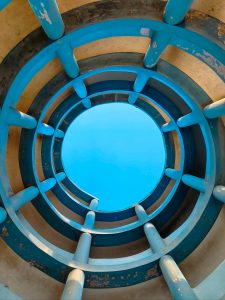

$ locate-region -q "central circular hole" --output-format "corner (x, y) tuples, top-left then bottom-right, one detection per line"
(62, 103), (166, 211)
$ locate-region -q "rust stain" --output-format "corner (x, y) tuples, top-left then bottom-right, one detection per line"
(87, 274), (110, 288)
(1, 227), (8, 237)
(186, 11), (208, 22)
(29, 260), (46, 271)
(217, 23), (225, 41)
(144, 265), (160, 280)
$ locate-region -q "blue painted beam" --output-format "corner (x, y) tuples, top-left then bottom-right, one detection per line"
(40, 178), (56, 193)
(82, 98), (92, 109)
(160, 255), (197, 300)
(135, 204), (148, 222)
(128, 93), (138, 105)
(144, 223), (166, 253)
(37, 123), (54, 136)
(56, 42), (79, 78)
(74, 233), (91, 264)
(83, 211), (95, 229)
(182, 175), (206, 193)
(165, 168), (180, 180)
(144, 32), (170, 68)
(177, 112), (200, 128)
(28, 0), (65, 40)
(133, 73), (149, 92)
(72, 79), (87, 99)
(161, 121), (176, 133)
(0, 207), (7, 223)
(61, 269), (85, 300)
(10, 187), (39, 211)
(0, 0), (12, 11)
(89, 199), (99, 210)
(56, 172), (66, 182)
(204, 98), (225, 119)
(213, 185), (225, 203)
(55, 129), (65, 139)
(5, 108), (37, 129)
(164, 0), (194, 25)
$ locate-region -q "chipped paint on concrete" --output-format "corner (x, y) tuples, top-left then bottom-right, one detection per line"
(38, 3), (52, 25)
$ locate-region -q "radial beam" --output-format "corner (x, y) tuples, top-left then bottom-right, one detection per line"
(89, 199), (99, 210)
(144, 32), (170, 68)
(165, 168), (180, 180)
(56, 172), (66, 182)
(0, 207), (7, 223)
(160, 255), (197, 300)
(83, 211), (95, 229)
(72, 79), (87, 99)
(5, 108), (37, 129)
(37, 123), (54, 136)
(144, 223), (166, 253)
(55, 129), (65, 139)
(204, 98), (225, 119)
(40, 178), (56, 193)
(177, 112), (200, 128)
(213, 185), (225, 203)
(74, 233), (92, 264)
(182, 175), (206, 193)
(133, 73), (149, 92)
(163, 0), (194, 25)
(28, 0), (65, 40)
(56, 42), (79, 78)
(61, 269), (85, 300)
(161, 121), (176, 133)
(10, 187), (39, 211)
(135, 204), (148, 222)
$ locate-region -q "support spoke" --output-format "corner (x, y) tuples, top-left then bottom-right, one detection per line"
(144, 32), (170, 68)
(161, 121), (176, 133)
(182, 175), (207, 193)
(40, 178), (56, 193)
(28, 0), (65, 40)
(163, 0), (194, 25)
(213, 185), (225, 203)
(10, 187), (39, 211)
(204, 99), (225, 119)
(61, 269), (84, 300)
(56, 172), (66, 182)
(56, 42), (79, 78)
(177, 112), (200, 128)
(5, 108), (37, 129)
(37, 123), (54, 136)
(144, 223), (166, 253)
(55, 129), (65, 139)
(165, 168), (180, 180)
(135, 204), (148, 222)
(160, 255), (197, 300)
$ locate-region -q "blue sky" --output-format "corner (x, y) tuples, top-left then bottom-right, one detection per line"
(62, 103), (165, 211)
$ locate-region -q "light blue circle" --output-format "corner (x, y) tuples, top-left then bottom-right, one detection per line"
(62, 103), (166, 211)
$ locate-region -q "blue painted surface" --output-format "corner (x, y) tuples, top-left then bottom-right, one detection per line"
(0, 1), (224, 293)
(28, 0), (65, 40)
(0, 0), (12, 11)
(160, 255), (197, 300)
(164, 0), (193, 25)
(204, 98), (225, 119)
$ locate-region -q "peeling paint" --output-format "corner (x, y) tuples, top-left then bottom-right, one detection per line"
(38, 3), (52, 25)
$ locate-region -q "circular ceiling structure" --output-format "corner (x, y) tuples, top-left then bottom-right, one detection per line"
(0, 0), (224, 299)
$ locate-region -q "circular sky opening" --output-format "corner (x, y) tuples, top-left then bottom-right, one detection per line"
(61, 103), (166, 211)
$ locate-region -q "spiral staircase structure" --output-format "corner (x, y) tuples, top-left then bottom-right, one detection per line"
(0, 0), (225, 299)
